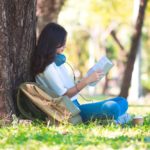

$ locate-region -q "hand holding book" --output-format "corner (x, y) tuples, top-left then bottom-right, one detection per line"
(86, 56), (114, 86)
(85, 70), (105, 85)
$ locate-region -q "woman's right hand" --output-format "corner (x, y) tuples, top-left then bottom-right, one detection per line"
(86, 70), (104, 84)
(65, 70), (104, 98)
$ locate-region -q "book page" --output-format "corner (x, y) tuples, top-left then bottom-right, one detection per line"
(86, 56), (114, 86)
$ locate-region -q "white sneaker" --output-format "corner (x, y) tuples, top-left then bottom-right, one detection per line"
(115, 113), (132, 124)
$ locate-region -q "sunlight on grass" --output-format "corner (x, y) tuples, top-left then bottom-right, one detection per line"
(0, 103), (150, 150)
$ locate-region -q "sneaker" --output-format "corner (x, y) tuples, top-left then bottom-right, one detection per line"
(114, 113), (132, 124)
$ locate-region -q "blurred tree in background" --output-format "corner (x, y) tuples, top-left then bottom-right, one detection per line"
(120, 0), (148, 98)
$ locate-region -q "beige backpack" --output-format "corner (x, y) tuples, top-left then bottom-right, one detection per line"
(17, 82), (82, 125)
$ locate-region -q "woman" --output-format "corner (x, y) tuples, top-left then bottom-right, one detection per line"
(32, 22), (130, 124)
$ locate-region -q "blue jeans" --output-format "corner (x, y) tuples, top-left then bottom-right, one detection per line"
(73, 97), (128, 122)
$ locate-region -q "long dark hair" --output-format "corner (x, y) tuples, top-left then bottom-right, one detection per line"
(31, 22), (67, 77)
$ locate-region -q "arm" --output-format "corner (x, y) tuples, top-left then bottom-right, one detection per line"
(64, 71), (103, 98)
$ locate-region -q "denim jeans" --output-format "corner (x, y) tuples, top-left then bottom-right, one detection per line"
(73, 97), (128, 122)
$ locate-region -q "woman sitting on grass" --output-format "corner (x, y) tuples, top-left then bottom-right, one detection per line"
(32, 22), (130, 124)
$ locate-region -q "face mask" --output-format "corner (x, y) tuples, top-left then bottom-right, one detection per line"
(54, 54), (66, 66)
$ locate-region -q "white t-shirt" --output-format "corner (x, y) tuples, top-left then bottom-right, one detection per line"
(35, 62), (78, 101)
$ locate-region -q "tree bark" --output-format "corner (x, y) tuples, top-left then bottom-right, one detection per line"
(0, 0), (36, 118)
(119, 0), (148, 98)
(36, 0), (66, 36)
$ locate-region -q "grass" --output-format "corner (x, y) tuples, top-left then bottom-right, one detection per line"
(0, 100), (150, 150)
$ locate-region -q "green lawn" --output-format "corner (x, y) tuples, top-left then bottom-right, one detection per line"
(0, 103), (150, 150)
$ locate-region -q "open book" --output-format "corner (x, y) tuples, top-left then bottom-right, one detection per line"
(86, 56), (114, 86)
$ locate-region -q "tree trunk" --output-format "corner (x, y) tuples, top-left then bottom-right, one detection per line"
(0, 0), (36, 118)
(36, 0), (66, 36)
(119, 0), (148, 98)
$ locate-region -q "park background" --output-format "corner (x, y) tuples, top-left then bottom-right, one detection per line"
(55, 0), (150, 103)
(0, 0), (150, 149)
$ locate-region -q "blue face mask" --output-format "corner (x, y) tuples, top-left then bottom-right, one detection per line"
(54, 54), (66, 66)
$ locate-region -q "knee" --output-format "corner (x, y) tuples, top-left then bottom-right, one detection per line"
(101, 101), (120, 120)
(117, 96), (128, 112)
